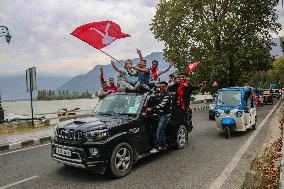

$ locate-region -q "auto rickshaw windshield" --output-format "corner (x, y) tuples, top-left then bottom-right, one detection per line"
(217, 90), (242, 107)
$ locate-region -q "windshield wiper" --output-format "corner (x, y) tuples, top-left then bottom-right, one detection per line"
(98, 111), (117, 116)
(218, 99), (225, 105)
(117, 113), (136, 117)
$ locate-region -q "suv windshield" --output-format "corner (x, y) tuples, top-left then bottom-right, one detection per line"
(95, 94), (143, 116)
(217, 90), (242, 107)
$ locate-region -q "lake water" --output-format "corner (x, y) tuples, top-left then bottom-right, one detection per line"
(2, 98), (99, 117)
(1, 94), (212, 119)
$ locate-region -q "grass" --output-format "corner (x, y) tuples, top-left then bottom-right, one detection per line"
(0, 113), (91, 136)
(0, 121), (53, 136)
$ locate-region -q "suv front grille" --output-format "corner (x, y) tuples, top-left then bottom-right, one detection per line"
(56, 129), (83, 141)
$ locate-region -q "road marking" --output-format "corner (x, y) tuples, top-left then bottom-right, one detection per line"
(0, 176), (39, 189)
(0, 143), (50, 157)
(208, 100), (282, 189)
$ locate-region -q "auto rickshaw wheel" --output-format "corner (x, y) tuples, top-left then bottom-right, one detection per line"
(225, 126), (230, 139)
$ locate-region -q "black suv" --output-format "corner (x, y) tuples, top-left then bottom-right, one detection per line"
(51, 92), (192, 178)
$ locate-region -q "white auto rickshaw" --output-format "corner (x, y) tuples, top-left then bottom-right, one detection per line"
(215, 87), (257, 139)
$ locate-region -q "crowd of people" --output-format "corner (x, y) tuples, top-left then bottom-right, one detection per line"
(97, 49), (207, 153)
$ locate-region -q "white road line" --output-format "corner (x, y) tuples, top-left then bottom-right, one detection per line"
(0, 176), (39, 189)
(208, 100), (282, 189)
(0, 143), (50, 157)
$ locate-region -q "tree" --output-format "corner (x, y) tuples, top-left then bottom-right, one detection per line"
(151, 0), (281, 87)
(271, 56), (284, 87)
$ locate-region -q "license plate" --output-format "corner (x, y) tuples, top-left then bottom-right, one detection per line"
(55, 148), (72, 157)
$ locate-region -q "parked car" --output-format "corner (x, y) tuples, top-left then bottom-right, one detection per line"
(272, 89), (281, 99)
(51, 92), (193, 178)
(263, 89), (273, 105)
(215, 87), (257, 139)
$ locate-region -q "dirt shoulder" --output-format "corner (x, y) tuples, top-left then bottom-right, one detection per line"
(242, 101), (284, 189)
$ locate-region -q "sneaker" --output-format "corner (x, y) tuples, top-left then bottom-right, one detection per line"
(150, 148), (159, 154)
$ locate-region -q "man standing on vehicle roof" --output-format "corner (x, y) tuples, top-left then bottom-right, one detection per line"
(100, 65), (118, 93)
(146, 81), (172, 153)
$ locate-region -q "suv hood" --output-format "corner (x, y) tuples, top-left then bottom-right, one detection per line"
(57, 116), (133, 132)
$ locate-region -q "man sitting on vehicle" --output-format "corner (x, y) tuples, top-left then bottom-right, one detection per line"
(110, 60), (138, 92)
(128, 59), (151, 91)
(146, 81), (172, 153)
(100, 65), (118, 93)
(97, 81), (111, 99)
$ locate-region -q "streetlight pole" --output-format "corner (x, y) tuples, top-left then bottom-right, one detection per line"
(0, 90), (4, 124)
(0, 26), (12, 44)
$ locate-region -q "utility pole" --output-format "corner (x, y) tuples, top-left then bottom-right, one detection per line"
(0, 90), (4, 124)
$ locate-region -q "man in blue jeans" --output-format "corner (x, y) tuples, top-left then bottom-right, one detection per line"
(146, 81), (172, 153)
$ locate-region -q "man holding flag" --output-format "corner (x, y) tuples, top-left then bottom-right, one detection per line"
(169, 61), (206, 126)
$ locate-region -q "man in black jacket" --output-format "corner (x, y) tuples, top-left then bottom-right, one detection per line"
(146, 81), (172, 153)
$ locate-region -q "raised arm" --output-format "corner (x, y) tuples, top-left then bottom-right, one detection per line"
(190, 81), (207, 92)
(137, 49), (143, 61)
(127, 69), (138, 76)
(158, 61), (173, 76)
(111, 60), (122, 73)
(100, 65), (105, 84)
(131, 66), (149, 73)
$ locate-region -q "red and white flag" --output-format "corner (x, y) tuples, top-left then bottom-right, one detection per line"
(187, 61), (201, 73)
(71, 20), (130, 49)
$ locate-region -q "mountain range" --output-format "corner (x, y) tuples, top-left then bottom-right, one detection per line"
(1, 52), (173, 101)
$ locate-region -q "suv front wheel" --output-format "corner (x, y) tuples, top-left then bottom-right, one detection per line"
(176, 125), (188, 149)
(108, 142), (134, 178)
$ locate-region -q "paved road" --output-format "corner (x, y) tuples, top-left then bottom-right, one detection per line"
(0, 100), (281, 189)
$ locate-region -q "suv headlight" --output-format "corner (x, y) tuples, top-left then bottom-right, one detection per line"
(85, 130), (109, 142)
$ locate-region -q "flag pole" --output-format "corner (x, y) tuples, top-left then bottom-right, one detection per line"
(98, 49), (124, 66)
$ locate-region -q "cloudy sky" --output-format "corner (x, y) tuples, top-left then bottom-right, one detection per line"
(0, 0), (283, 77)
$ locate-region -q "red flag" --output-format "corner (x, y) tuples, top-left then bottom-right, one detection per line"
(187, 61), (201, 73)
(71, 20), (130, 49)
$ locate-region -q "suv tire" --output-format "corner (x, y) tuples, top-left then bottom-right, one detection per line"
(108, 142), (134, 178)
(176, 125), (188, 149)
